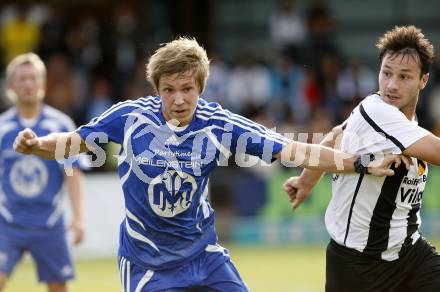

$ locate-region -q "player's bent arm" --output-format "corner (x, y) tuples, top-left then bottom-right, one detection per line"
(14, 129), (91, 160)
(297, 124), (345, 187)
(404, 134), (440, 165)
(282, 125), (344, 211)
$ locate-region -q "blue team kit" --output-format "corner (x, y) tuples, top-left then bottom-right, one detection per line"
(0, 105), (84, 282)
(76, 96), (290, 290)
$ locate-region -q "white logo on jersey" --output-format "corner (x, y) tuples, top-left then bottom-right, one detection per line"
(10, 157), (48, 198)
(398, 160), (428, 205)
(164, 134), (180, 146)
(148, 170), (196, 217)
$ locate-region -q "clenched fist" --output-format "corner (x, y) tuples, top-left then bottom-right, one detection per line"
(13, 128), (41, 155)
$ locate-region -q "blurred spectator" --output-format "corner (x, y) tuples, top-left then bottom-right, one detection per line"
(113, 3), (138, 73)
(308, 107), (334, 141)
(269, 0), (307, 59)
(303, 0), (338, 70)
(202, 53), (231, 107)
(227, 52), (271, 114)
(0, 4), (41, 66)
(270, 51), (308, 124)
(319, 54), (343, 122)
(336, 58), (376, 102)
(427, 50), (440, 135)
(85, 76), (113, 122)
(122, 57), (155, 100)
(303, 67), (322, 113)
(45, 52), (76, 117)
(38, 6), (69, 60)
(111, 3), (140, 97)
(336, 58), (376, 118)
(428, 86), (440, 136)
(73, 12), (102, 70)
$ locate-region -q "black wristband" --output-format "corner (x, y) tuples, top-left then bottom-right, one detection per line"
(354, 154), (375, 174)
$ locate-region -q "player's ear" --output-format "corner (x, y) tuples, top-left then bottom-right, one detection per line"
(420, 73), (429, 90)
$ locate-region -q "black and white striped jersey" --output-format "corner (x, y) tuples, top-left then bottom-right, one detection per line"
(326, 93), (430, 261)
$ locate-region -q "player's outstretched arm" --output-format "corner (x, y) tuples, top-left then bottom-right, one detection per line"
(274, 140), (401, 176)
(14, 128), (89, 160)
(282, 124), (412, 212)
(404, 134), (440, 165)
(283, 154), (409, 212)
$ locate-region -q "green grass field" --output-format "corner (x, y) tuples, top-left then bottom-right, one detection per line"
(4, 245), (326, 292)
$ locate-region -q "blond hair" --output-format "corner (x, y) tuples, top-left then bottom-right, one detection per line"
(5, 53), (46, 102)
(6, 52), (47, 83)
(146, 37), (210, 94)
(377, 25), (434, 75)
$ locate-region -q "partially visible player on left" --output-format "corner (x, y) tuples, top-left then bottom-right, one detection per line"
(0, 53), (87, 292)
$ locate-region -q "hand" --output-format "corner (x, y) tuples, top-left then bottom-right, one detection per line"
(69, 218), (85, 245)
(283, 176), (313, 212)
(367, 154), (412, 176)
(13, 128), (41, 155)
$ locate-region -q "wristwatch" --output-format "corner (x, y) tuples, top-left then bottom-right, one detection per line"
(354, 154), (375, 174)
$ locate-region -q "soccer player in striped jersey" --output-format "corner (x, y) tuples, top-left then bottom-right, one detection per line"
(284, 26), (440, 292)
(0, 53), (87, 292)
(14, 38), (399, 291)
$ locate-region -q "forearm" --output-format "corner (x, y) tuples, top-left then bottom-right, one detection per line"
(298, 125), (342, 185)
(35, 132), (87, 160)
(278, 124), (355, 173)
(66, 168), (85, 221)
(298, 168), (325, 188)
(281, 142), (356, 173)
(32, 133), (60, 160)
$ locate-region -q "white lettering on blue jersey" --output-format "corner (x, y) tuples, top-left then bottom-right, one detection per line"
(77, 96), (291, 269)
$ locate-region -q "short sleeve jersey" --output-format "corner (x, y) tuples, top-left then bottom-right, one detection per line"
(77, 96), (290, 269)
(0, 105), (85, 229)
(326, 94), (430, 261)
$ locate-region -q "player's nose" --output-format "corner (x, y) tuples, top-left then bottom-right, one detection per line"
(174, 93), (185, 105)
(387, 76), (399, 91)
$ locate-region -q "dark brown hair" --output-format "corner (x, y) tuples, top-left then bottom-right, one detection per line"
(376, 25), (434, 75)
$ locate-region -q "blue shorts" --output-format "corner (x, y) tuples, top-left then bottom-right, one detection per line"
(0, 222), (75, 283)
(118, 244), (249, 292)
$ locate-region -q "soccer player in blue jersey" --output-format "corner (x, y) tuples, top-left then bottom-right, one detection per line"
(13, 38), (399, 291)
(0, 53), (86, 292)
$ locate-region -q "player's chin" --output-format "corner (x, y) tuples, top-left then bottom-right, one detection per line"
(173, 109), (189, 116)
(172, 111), (191, 122)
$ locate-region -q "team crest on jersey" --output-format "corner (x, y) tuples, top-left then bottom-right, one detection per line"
(148, 170), (196, 217)
(417, 159), (427, 176)
(10, 157), (48, 198)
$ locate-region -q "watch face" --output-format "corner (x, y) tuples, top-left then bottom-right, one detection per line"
(361, 154), (375, 167)
(354, 155), (369, 174)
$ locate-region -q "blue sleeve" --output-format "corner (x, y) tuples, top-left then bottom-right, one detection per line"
(227, 111), (291, 164)
(57, 115), (90, 171)
(76, 101), (133, 145)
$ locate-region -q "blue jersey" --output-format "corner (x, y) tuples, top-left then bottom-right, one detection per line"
(77, 96), (290, 270)
(0, 105), (83, 229)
